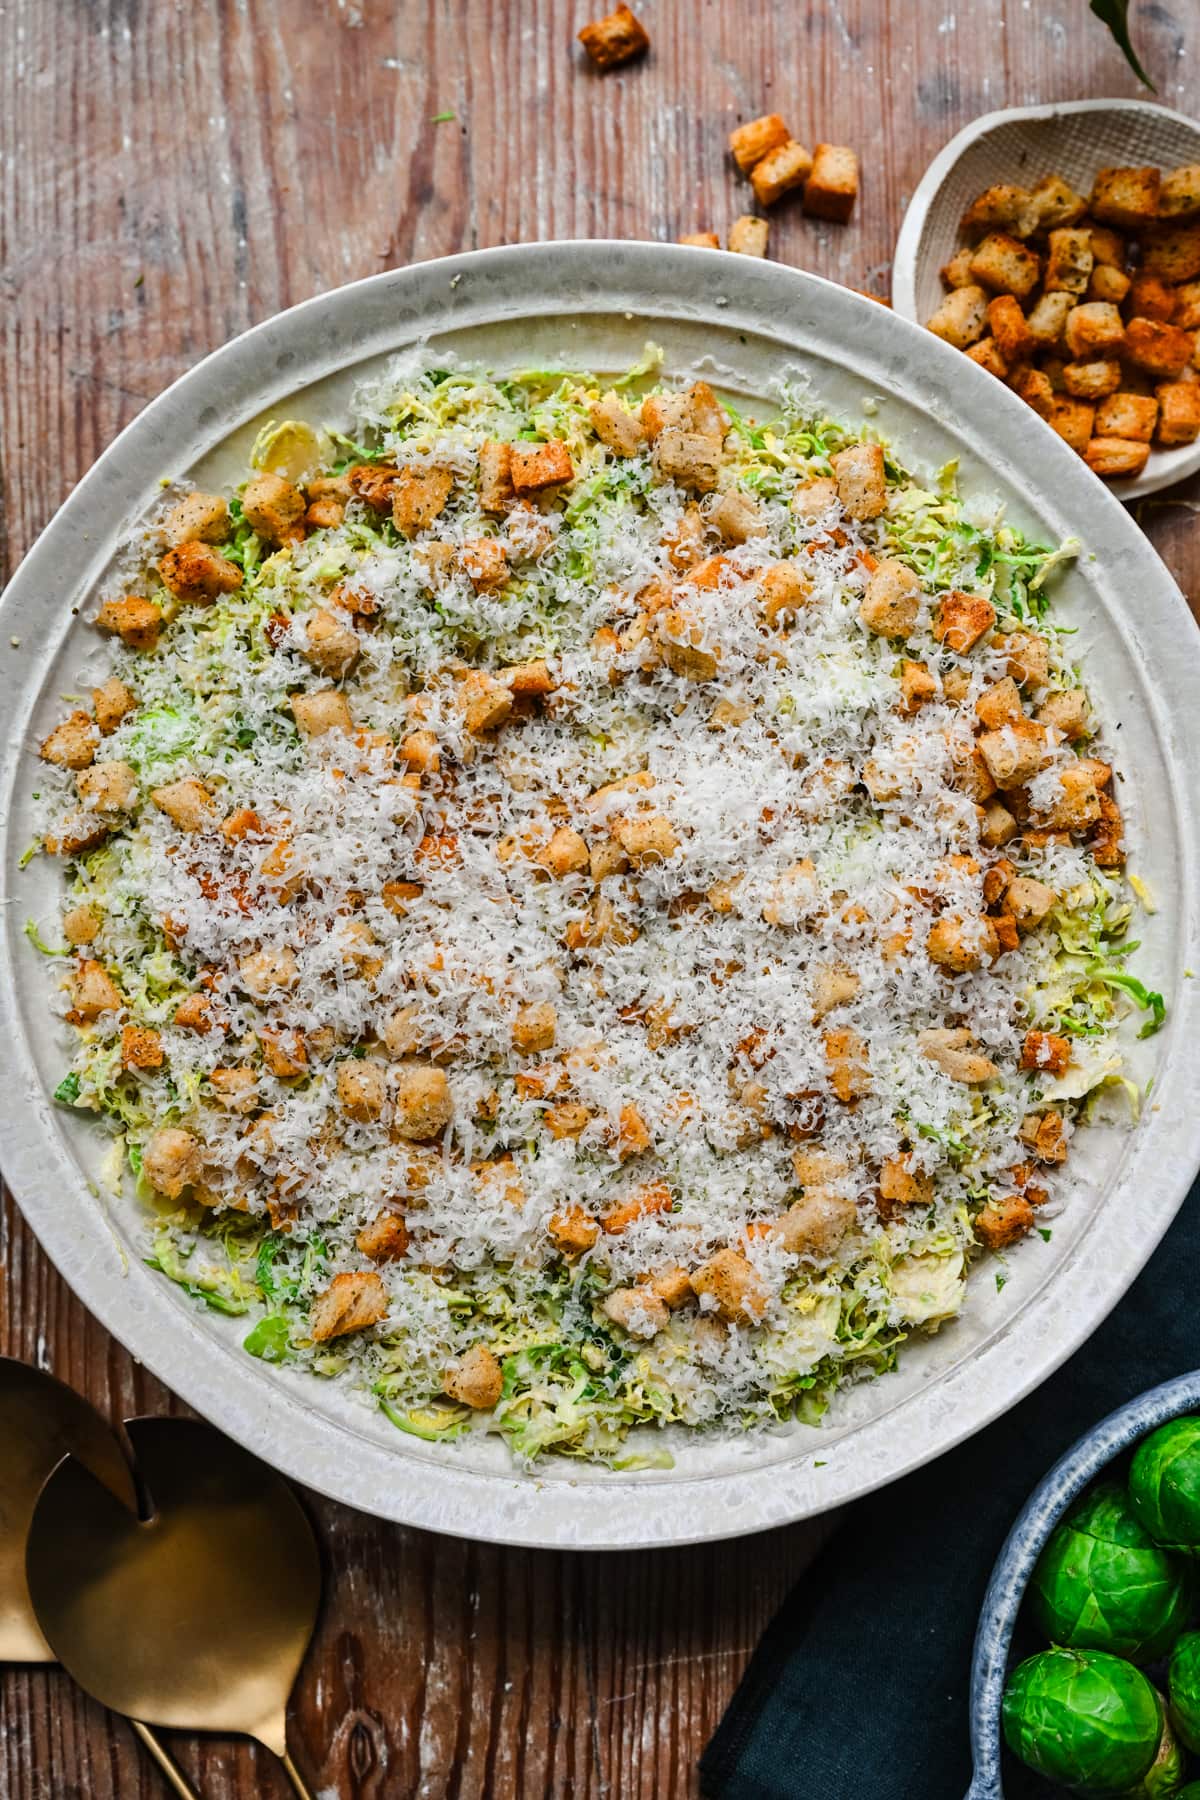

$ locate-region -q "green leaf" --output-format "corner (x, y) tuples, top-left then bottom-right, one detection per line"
(430, 110), (456, 123)
(1090, 0), (1156, 89)
(53, 1072), (81, 1105)
(25, 919), (68, 957)
(1091, 966), (1166, 1037)
(243, 1313), (293, 1363)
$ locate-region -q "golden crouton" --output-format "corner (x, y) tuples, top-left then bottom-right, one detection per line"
(442, 1343), (503, 1408)
(968, 233), (1039, 299)
(92, 676), (136, 734)
(391, 1062), (453, 1141)
(162, 491), (229, 547)
(1062, 358), (1122, 401)
(752, 140), (813, 207)
(1063, 302), (1125, 361)
(77, 759), (136, 813)
(775, 1188), (856, 1258)
(96, 594), (163, 651)
(142, 1126), (201, 1199)
(548, 1206), (600, 1255)
(173, 993), (219, 1035)
(1003, 875), (1056, 932)
(336, 1057), (387, 1122)
(612, 810), (679, 865)
(41, 711), (99, 770)
(477, 440), (515, 514)
(966, 339), (1008, 379)
(615, 1102), (651, 1161)
(824, 1027), (871, 1102)
(578, 2), (649, 69)
(654, 426), (723, 492)
(1046, 396), (1095, 454)
(933, 591), (995, 654)
(729, 113), (790, 173)
(1085, 438), (1150, 479)
(940, 247), (977, 289)
(804, 145), (858, 223)
(899, 659), (938, 713)
(63, 904), (100, 946)
(1023, 292), (1074, 353)
(238, 946), (300, 998)
(242, 473), (307, 544)
(589, 391), (647, 456)
(601, 1179), (672, 1235)
(510, 439), (574, 494)
(978, 718), (1050, 788)
(692, 1248), (768, 1323)
(987, 295), (1033, 364)
(1125, 316), (1194, 379)
(1141, 223), (1200, 284)
(1091, 165), (1161, 230)
(1009, 366), (1055, 419)
(158, 540), (243, 603)
(44, 814), (111, 858)
(975, 676), (1023, 730)
(1028, 173), (1087, 232)
(602, 1287), (669, 1339)
(975, 1194), (1034, 1251)
(303, 609), (359, 678)
(830, 441), (886, 520)
(290, 688), (352, 737)
(926, 914), (999, 973)
(918, 1027), (998, 1084)
(1044, 228), (1094, 297)
(150, 777), (214, 831)
(399, 729), (440, 773)
(678, 231), (721, 248)
(357, 1210), (409, 1264)
(458, 538), (509, 592)
(310, 1271), (389, 1344)
(1020, 1109), (1069, 1165)
(1156, 380), (1200, 447)
(859, 558), (920, 637)
(658, 608), (719, 680)
(1094, 391), (1159, 442)
(391, 466), (453, 537)
(1031, 763), (1101, 831)
(729, 215), (769, 257)
(811, 962), (860, 1021)
(760, 562), (812, 627)
(1087, 263), (1131, 305)
(925, 285), (989, 350)
(1037, 689), (1090, 739)
(962, 182), (1038, 238)
(1091, 791), (1125, 867)
(259, 1026), (308, 1077)
(504, 658), (556, 696)
(1021, 1029), (1071, 1076)
(209, 1065), (259, 1111)
(1127, 272), (1176, 321)
(980, 799), (1018, 848)
(537, 825), (589, 877)
(512, 1001), (557, 1055)
(1160, 163), (1200, 222)
(879, 1152), (933, 1209)
(66, 958), (122, 1024)
(710, 489), (763, 545)
(1174, 282), (1200, 330)
(461, 669), (514, 733)
(645, 1265), (693, 1308)
(346, 463), (400, 511)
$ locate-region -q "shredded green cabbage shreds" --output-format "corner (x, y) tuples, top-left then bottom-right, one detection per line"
(29, 354), (1159, 1466)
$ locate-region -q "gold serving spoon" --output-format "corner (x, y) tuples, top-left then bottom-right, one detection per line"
(26, 1413), (322, 1799)
(0, 1357), (202, 1798)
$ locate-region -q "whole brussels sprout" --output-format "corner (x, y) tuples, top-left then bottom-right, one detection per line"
(1003, 1648), (1162, 1793)
(1122, 1695), (1185, 1799)
(1169, 1630), (1200, 1753)
(1031, 1483), (1192, 1663)
(1130, 1419), (1200, 1555)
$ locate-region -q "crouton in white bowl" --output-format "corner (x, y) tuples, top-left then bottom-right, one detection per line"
(892, 99), (1200, 500)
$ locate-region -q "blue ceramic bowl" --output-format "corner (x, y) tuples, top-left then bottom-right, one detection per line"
(966, 1370), (1200, 1799)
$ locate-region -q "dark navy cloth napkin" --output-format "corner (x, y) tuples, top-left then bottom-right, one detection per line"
(701, 1178), (1200, 1800)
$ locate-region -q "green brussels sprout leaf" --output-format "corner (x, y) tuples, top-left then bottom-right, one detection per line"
(1003, 1648), (1161, 1793)
(1122, 1694), (1185, 1799)
(1169, 1630), (1200, 1754)
(1031, 1482), (1193, 1662)
(1131, 1419), (1200, 1555)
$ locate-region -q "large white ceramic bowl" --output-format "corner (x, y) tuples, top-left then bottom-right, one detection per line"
(3, 243), (1200, 1549)
(891, 99), (1200, 501)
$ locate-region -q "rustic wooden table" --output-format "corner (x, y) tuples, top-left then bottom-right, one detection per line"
(2, 3), (1197, 1795)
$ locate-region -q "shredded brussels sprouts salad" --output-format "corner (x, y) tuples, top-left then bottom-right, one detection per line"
(28, 347), (1162, 1468)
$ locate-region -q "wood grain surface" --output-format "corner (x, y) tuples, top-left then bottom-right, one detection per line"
(1, 3), (1197, 1795)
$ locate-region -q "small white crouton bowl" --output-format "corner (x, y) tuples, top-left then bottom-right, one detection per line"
(892, 99), (1200, 501)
